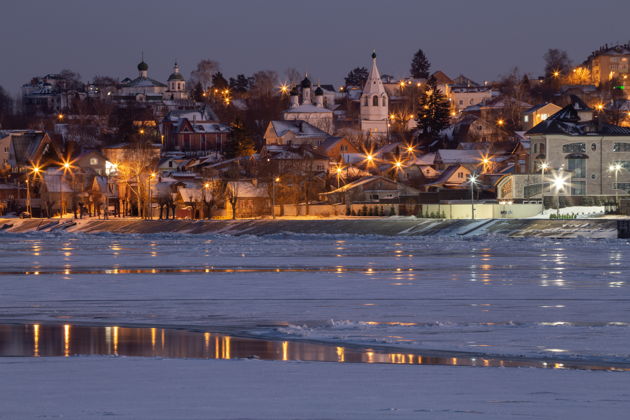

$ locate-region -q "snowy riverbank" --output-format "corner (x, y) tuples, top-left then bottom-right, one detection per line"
(0, 216), (622, 238)
(3, 357), (630, 420)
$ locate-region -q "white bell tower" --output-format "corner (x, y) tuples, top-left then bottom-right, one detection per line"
(360, 51), (389, 137)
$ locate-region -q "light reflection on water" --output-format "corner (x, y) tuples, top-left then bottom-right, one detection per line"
(0, 323), (626, 371)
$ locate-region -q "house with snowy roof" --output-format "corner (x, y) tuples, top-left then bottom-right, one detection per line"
(525, 98), (630, 196)
(320, 175), (419, 204)
(264, 120), (330, 147)
(522, 102), (562, 131)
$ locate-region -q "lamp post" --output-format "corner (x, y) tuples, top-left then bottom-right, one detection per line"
(148, 172), (156, 220)
(539, 161), (549, 213)
(551, 171), (567, 217)
(335, 165), (343, 189)
(25, 179), (31, 215)
(60, 160), (72, 219)
(469, 173), (477, 220)
(271, 177), (280, 219)
(609, 163), (622, 208)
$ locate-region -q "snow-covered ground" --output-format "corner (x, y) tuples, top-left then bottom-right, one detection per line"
(2, 357), (630, 420)
(529, 205), (606, 219)
(0, 231), (628, 418)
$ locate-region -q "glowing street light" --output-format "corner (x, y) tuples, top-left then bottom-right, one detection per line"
(596, 103), (604, 111)
(551, 171), (568, 216)
(553, 70), (560, 78)
(469, 174), (478, 220)
(496, 119), (505, 127)
(538, 161), (549, 212)
(279, 83), (289, 95)
(609, 162), (623, 206)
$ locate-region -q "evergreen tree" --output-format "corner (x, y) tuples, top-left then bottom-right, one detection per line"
(229, 74), (250, 93)
(212, 72), (229, 90)
(415, 76), (450, 138)
(410, 49), (431, 79)
(225, 120), (256, 158)
(192, 82), (205, 102)
(344, 67), (369, 87)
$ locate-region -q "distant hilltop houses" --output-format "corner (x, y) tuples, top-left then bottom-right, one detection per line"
(1, 43), (630, 219)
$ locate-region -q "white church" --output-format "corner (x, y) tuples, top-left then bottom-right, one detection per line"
(360, 51), (389, 138)
(117, 60), (189, 103)
(282, 76), (335, 135)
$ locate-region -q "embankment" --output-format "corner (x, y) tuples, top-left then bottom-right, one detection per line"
(0, 217), (621, 238)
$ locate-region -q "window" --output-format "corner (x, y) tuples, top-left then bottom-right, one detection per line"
(539, 143), (545, 154)
(524, 115), (529, 122)
(382, 96), (386, 107)
(459, 100), (463, 105)
(567, 156), (586, 178)
(571, 181), (586, 196)
(562, 143), (586, 153)
(534, 144), (538, 154)
(613, 142), (630, 152)
(540, 113), (548, 120)
(615, 183), (630, 192)
(89, 158), (98, 165)
(373, 96), (379, 106)
(364, 97), (368, 106)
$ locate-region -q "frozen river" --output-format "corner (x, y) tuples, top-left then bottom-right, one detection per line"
(1, 231), (629, 363)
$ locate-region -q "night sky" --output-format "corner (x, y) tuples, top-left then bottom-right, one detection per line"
(1, 0), (628, 94)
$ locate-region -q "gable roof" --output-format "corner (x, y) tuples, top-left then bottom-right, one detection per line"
(525, 102), (630, 136)
(269, 120), (329, 138)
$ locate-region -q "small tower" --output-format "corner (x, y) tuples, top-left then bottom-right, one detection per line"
(314, 85), (324, 108)
(300, 75), (312, 105)
(360, 51), (389, 137)
(138, 60), (149, 78)
(289, 86), (299, 108)
(167, 62), (185, 92)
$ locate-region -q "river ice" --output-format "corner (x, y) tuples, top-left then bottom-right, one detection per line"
(0, 231), (629, 418)
(0, 232), (629, 361)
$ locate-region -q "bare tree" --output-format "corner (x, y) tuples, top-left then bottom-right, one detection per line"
(285, 68), (301, 85)
(190, 59), (220, 90)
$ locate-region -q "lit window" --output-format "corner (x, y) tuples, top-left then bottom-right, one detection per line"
(540, 113), (548, 120)
(89, 158), (98, 165)
(524, 115), (529, 122)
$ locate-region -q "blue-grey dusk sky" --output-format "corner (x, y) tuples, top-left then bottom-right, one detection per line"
(1, 0), (628, 94)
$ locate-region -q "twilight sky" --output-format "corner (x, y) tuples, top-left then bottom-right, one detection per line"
(1, 0), (628, 95)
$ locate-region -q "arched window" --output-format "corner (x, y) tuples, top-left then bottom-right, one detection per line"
(373, 96), (379, 106)
(382, 96), (386, 107)
(364, 97), (368, 106)
(539, 143), (545, 154)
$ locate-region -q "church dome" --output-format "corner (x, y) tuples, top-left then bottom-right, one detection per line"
(168, 72), (184, 81)
(300, 76), (312, 88)
(314, 86), (324, 96)
(137, 61), (149, 71)
(290, 86), (299, 96)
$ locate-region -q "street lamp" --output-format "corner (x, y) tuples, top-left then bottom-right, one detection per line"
(609, 162), (623, 208)
(271, 177), (280, 219)
(335, 165), (344, 188)
(551, 171), (568, 217)
(26, 165), (41, 215)
(538, 161), (549, 212)
(469, 173), (478, 220)
(148, 172), (156, 220)
(59, 159), (74, 218)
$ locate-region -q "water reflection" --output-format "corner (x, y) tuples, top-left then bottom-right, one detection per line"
(0, 324), (626, 371)
(6, 266), (430, 276)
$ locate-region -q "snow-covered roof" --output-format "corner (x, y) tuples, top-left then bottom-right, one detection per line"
(228, 181), (268, 198)
(270, 120), (329, 138)
(412, 152), (436, 165)
(124, 77), (166, 88)
(436, 149), (483, 164)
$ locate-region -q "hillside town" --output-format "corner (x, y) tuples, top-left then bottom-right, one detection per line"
(1, 43), (630, 220)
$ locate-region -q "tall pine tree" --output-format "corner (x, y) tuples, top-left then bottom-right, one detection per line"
(225, 120), (256, 158)
(415, 76), (450, 138)
(410, 49), (431, 79)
